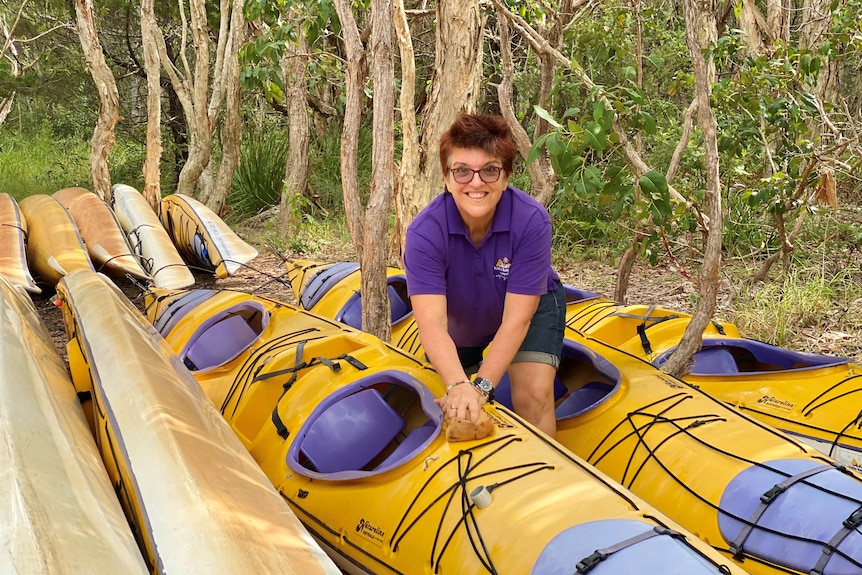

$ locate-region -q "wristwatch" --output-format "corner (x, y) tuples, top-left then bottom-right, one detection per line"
(471, 377), (495, 402)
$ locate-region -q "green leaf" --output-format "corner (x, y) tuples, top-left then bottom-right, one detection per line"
(534, 106), (562, 129)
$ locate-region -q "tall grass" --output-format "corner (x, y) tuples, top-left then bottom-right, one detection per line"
(729, 266), (862, 349)
(0, 128), (91, 198)
(0, 127), (153, 199)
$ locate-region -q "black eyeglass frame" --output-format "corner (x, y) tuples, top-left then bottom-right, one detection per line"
(448, 166), (504, 184)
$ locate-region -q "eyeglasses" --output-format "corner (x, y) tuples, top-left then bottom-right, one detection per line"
(449, 166), (504, 184)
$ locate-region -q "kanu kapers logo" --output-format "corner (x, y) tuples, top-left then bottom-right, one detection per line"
(494, 257), (511, 281)
(356, 518), (385, 545)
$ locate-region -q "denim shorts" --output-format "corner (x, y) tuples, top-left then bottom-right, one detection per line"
(457, 282), (567, 370)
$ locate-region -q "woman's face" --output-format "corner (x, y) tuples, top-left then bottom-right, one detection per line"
(445, 147), (510, 228)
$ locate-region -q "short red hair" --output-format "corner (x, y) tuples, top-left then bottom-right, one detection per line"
(438, 114), (518, 176)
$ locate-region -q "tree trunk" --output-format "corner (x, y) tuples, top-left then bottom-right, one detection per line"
(154, 0), (238, 203)
(174, 0), (214, 199)
(361, 0), (395, 342)
(74, 0), (119, 201)
(333, 0), (367, 256)
(495, 5), (559, 207)
(392, 0), (418, 265)
(660, 0), (723, 378)
(206, 0), (245, 214)
(800, 0), (838, 109)
(393, 0), (483, 257)
(140, 0), (162, 209)
(766, 0), (790, 41)
(529, 0), (578, 207)
(738, 0), (770, 55)
(277, 9), (310, 230)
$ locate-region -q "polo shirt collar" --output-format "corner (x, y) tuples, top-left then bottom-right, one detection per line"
(443, 186), (514, 236)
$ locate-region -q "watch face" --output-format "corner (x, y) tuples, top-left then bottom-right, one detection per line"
(473, 377), (492, 393)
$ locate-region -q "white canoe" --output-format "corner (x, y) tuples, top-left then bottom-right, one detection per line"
(56, 269), (342, 575)
(0, 193), (40, 293)
(0, 273), (147, 574)
(161, 193), (258, 278)
(111, 183), (194, 289)
(54, 186), (151, 282)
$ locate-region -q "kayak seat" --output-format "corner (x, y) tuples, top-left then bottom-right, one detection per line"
(493, 373), (567, 411)
(377, 420), (438, 469)
(691, 347), (739, 375)
(337, 283), (413, 330)
(301, 388), (407, 473)
(184, 314), (258, 371)
(555, 381), (614, 419)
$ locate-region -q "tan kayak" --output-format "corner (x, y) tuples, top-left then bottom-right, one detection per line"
(0, 273), (147, 574)
(0, 193), (40, 293)
(161, 193), (258, 278)
(18, 194), (94, 288)
(56, 270), (341, 574)
(111, 183), (194, 289)
(53, 187), (151, 282)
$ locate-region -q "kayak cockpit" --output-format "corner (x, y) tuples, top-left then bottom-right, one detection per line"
(177, 301), (269, 372)
(335, 275), (413, 329)
(494, 338), (622, 421)
(655, 338), (850, 375)
(288, 370), (442, 480)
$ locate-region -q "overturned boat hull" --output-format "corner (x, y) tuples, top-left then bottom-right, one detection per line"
(57, 270), (342, 574)
(0, 273), (146, 573)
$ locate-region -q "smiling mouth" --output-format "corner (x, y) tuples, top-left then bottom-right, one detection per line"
(466, 192), (487, 199)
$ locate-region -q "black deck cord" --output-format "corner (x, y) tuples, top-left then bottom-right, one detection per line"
(264, 341), (369, 439)
(456, 452), (495, 573)
(728, 463), (836, 559)
(219, 329), (325, 417)
(811, 504), (862, 575)
(391, 436), (522, 548)
(565, 301), (620, 332)
(1, 222), (28, 241)
(575, 526), (684, 574)
(433, 463), (556, 574)
(801, 373), (862, 416)
(582, 392), (862, 570)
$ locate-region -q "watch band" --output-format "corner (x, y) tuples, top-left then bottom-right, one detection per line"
(470, 376), (495, 402)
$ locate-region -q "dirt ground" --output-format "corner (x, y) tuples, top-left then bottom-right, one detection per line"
(31, 241), (862, 365)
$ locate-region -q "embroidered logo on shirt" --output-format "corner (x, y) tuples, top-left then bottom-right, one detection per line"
(494, 257), (511, 281)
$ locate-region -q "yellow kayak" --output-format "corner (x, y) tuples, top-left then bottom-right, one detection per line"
(284, 258), (424, 357)
(0, 193), (40, 293)
(0, 273), (147, 573)
(160, 193), (258, 278)
(146, 287), (749, 575)
(564, 293), (862, 472)
(18, 194), (94, 287)
(53, 186), (151, 281)
(281, 258), (862, 575)
(56, 270), (342, 574)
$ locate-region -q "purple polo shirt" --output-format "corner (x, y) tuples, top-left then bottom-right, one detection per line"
(404, 185), (559, 347)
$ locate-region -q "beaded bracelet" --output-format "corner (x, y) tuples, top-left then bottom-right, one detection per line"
(447, 380), (470, 391)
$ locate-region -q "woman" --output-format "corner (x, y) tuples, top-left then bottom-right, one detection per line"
(404, 113), (566, 438)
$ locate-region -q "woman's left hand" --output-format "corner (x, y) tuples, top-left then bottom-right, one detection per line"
(436, 382), (487, 423)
